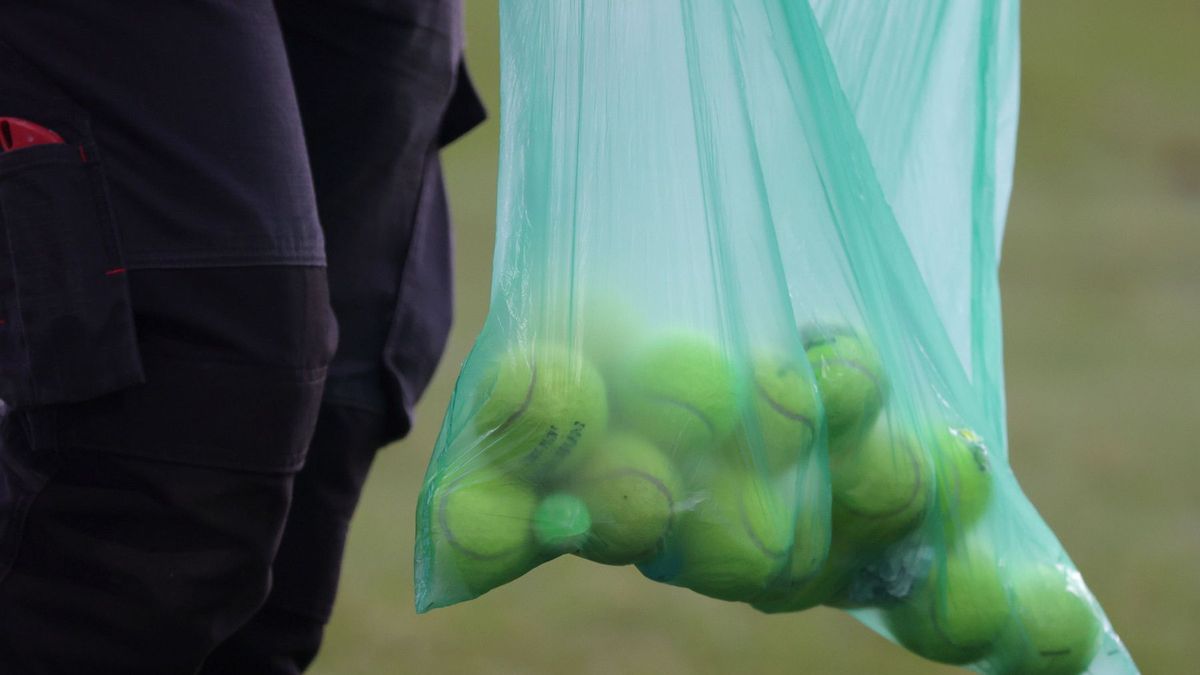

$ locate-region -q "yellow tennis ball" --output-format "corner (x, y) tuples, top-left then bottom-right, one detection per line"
(763, 420), (931, 613)
(571, 433), (683, 565)
(758, 420), (935, 616)
(673, 471), (791, 602)
(931, 424), (994, 540)
(746, 352), (820, 473)
(995, 564), (1101, 675)
(753, 514), (852, 614)
(616, 334), (738, 456)
(802, 325), (887, 447)
(753, 561), (850, 612)
(756, 417), (933, 615)
(887, 535), (1011, 665)
(783, 499), (831, 584)
(831, 420), (932, 552)
(430, 471), (539, 597)
(474, 343), (608, 477)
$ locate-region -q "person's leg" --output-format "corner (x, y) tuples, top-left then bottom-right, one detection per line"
(197, 402), (388, 673)
(199, 169), (451, 675)
(0, 2), (334, 672)
(0, 268), (336, 674)
(201, 1), (481, 671)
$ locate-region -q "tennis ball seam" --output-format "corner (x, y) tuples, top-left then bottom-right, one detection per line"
(819, 357), (886, 393)
(738, 493), (788, 558)
(929, 601), (991, 652)
(833, 444), (925, 519)
(437, 482), (525, 562)
(753, 378), (816, 433)
(643, 393), (718, 441)
(940, 428), (992, 522)
(593, 467), (678, 539)
(492, 358), (537, 436)
(584, 467), (677, 561)
(801, 325), (861, 348)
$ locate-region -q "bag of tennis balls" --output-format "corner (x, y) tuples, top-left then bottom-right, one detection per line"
(416, 320), (830, 610)
(413, 4), (1135, 673)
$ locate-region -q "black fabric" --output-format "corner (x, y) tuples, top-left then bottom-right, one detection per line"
(202, 603), (326, 675)
(380, 151), (454, 439)
(0, 1), (325, 268)
(0, 0), (482, 437)
(0, 267), (336, 673)
(0, 0), (482, 670)
(200, 404), (388, 675)
(34, 267), (337, 473)
(277, 0), (470, 429)
(0, 417), (295, 675)
(439, 63), (489, 147)
(0, 42), (142, 406)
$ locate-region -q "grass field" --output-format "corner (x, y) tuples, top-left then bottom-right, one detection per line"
(310, 2), (1200, 673)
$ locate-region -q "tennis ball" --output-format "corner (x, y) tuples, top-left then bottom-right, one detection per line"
(616, 334), (738, 456)
(753, 517), (853, 613)
(747, 352), (820, 473)
(802, 325), (887, 447)
(759, 417), (934, 615)
(784, 500), (831, 583)
(532, 493), (592, 555)
(996, 564), (1100, 675)
(474, 343), (608, 478)
(887, 535), (1011, 665)
(831, 419), (932, 552)
(431, 471), (539, 596)
(931, 424), (994, 539)
(673, 471), (791, 602)
(572, 433), (683, 565)
(753, 556), (853, 612)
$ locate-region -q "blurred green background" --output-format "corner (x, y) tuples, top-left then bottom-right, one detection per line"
(312, 2), (1199, 673)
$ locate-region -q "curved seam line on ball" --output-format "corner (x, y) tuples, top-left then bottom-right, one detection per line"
(438, 482), (523, 562)
(822, 358), (885, 393)
(754, 378), (816, 432)
(494, 358), (538, 437)
(834, 442), (925, 519)
(645, 394), (717, 441)
(739, 492), (788, 558)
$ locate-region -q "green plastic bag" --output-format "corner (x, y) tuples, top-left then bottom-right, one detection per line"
(416, 2), (1136, 673)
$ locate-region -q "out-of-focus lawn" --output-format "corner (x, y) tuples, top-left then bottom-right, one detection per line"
(311, 2), (1200, 673)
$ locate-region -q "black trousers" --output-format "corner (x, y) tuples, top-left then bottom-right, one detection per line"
(0, 1), (481, 673)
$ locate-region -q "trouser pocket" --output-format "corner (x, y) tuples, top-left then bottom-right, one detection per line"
(0, 42), (143, 406)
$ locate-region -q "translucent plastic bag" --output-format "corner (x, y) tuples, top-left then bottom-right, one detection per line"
(416, 0), (827, 613)
(415, 2), (1137, 673)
